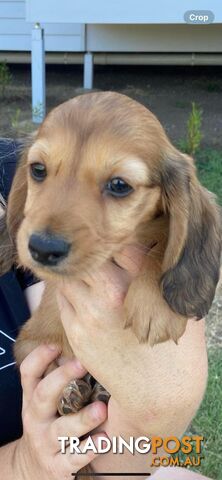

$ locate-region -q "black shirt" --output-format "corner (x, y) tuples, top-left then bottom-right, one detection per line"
(0, 139), (31, 446)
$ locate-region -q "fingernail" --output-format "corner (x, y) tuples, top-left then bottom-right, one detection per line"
(91, 401), (107, 421)
(76, 359), (85, 369)
(57, 355), (69, 366)
(47, 344), (60, 352)
(101, 433), (109, 449)
(94, 432), (109, 448)
(90, 403), (102, 420)
(70, 359), (86, 372)
(75, 359), (85, 371)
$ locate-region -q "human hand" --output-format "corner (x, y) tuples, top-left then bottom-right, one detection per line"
(55, 246), (208, 479)
(56, 245), (146, 407)
(14, 344), (107, 480)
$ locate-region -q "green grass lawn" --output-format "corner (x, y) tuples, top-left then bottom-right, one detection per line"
(196, 149), (222, 205)
(183, 149), (222, 479)
(188, 349), (222, 479)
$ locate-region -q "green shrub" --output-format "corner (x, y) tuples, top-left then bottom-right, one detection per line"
(178, 102), (203, 155)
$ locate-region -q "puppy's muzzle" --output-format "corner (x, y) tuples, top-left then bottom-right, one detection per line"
(28, 232), (71, 266)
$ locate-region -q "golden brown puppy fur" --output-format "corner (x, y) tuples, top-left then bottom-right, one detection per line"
(1, 91), (221, 479)
(1, 91), (221, 360)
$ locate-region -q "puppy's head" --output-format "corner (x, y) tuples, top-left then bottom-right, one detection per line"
(9, 93), (165, 279)
(5, 92), (221, 327)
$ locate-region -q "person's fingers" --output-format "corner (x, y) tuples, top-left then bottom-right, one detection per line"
(56, 355), (75, 367)
(57, 279), (89, 312)
(51, 401), (107, 452)
(58, 257), (133, 307)
(92, 261), (133, 304)
(83, 246), (146, 304)
(30, 358), (87, 421)
(20, 344), (61, 408)
(57, 263), (132, 318)
(56, 432), (108, 474)
(113, 244), (151, 276)
(57, 244), (150, 315)
(86, 243), (150, 291)
(57, 289), (76, 314)
(57, 292), (79, 343)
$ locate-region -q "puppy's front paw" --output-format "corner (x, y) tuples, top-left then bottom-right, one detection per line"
(57, 377), (92, 415)
(91, 382), (110, 405)
(125, 298), (187, 345)
(57, 375), (110, 415)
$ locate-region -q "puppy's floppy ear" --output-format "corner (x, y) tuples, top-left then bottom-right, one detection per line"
(160, 150), (221, 319)
(0, 195), (14, 274)
(0, 141), (31, 274)
(7, 147), (29, 241)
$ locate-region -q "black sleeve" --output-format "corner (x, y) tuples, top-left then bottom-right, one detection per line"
(0, 140), (31, 445)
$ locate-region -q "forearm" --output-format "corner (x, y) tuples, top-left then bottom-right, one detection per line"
(91, 398), (155, 479)
(74, 319), (207, 426)
(0, 282), (43, 480)
(90, 321), (208, 479)
(0, 441), (20, 479)
(58, 271), (208, 479)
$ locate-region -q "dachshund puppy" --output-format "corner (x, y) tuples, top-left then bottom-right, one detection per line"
(1, 92), (221, 421)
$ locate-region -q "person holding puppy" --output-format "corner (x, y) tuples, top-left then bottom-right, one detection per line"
(0, 139), (210, 479)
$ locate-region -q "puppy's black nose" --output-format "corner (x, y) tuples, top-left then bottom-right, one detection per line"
(28, 232), (71, 266)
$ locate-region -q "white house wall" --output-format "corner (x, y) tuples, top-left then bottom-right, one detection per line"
(0, 0), (221, 55)
(87, 24), (222, 53)
(0, 0), (85, 51)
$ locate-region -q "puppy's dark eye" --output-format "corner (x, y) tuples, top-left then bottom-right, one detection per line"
(30, 163), (47, 182)
(105, 177), (133, 198)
